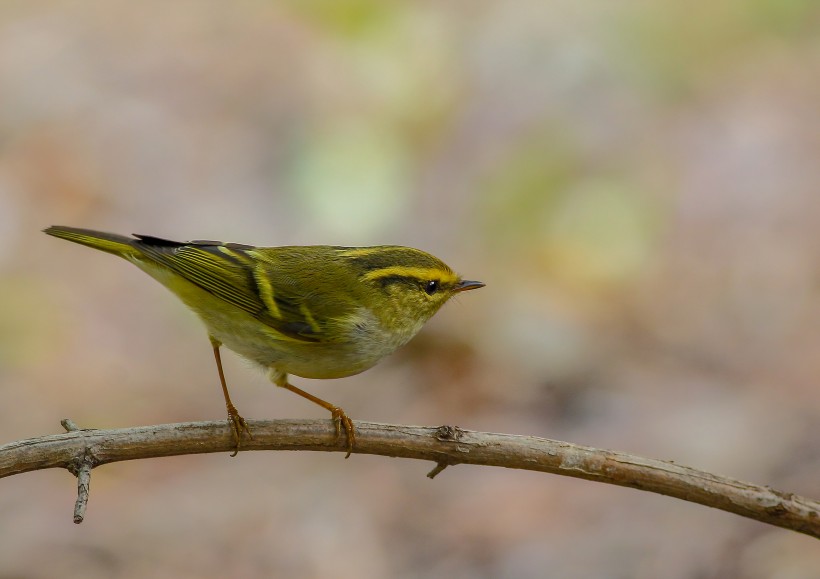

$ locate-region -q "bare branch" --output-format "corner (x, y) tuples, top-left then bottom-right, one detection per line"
(0, 419), (817, 538)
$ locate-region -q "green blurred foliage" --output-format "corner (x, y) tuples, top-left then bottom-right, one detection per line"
(0, 276), (65, 369)
(292, 120), (410, 238)
(616, 0), (819, 97)
(286, 0), (401, 38)
(479, 130), (578, 245)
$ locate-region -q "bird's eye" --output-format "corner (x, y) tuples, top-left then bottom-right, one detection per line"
(424, 280), (440, 295)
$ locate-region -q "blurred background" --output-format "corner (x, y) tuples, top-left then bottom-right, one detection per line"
(1, 0), (819, 577)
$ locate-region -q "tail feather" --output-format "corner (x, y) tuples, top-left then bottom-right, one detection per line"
(43, 226), (140, 258)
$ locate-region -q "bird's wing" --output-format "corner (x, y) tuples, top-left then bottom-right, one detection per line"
(133, 236), (352, 343)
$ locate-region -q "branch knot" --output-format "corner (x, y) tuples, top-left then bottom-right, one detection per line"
(435, 425), (463, 442)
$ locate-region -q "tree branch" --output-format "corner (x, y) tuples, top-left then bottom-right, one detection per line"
(1, 419), (817, 538)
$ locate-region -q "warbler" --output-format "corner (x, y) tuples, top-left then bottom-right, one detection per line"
(43, 226), (484, 457)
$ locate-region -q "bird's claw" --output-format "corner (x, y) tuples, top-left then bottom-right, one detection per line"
(330, 406), (355, 458)
(227, 404), (252, 457)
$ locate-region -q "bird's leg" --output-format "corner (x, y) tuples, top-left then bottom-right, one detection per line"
(210, 337), (251, 456)
(269, 370), (355, 458)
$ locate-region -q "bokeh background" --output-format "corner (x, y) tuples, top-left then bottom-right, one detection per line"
(1, 1), (819, 577)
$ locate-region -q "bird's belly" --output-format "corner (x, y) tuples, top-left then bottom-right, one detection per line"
(214, 310), (416, 380)
(216, 328), (395, 380)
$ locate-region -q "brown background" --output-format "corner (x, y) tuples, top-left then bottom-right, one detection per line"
(1, 1), (819, 577)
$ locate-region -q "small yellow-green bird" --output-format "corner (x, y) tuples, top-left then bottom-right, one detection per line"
(44, 226), (484, 456)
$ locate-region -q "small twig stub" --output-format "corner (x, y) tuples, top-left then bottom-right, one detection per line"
(73, 458), (92, 524)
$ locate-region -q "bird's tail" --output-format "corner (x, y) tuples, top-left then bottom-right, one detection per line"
(43, 226), (141, 258)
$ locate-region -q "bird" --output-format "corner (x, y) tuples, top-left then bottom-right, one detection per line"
(44, 226), (484, 457)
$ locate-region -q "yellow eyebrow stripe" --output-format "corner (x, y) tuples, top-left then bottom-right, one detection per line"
(362, 266), (458, 285)
(253, 267), (282, 318)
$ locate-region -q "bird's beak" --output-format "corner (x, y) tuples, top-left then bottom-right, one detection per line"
(454, 279), (485, 292)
